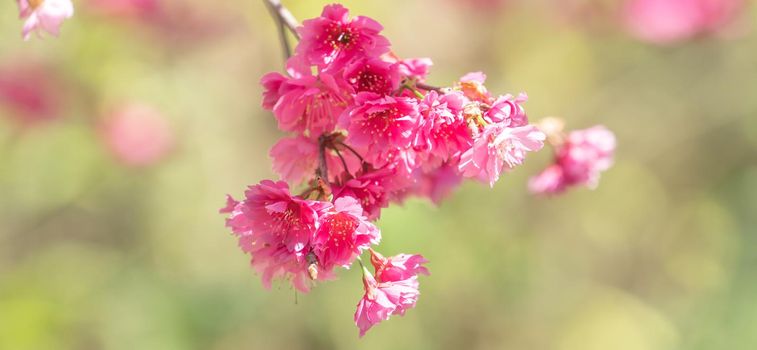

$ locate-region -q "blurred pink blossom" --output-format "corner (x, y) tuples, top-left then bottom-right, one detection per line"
(17, 0), (74, 40)
(0, 64), (62, 125)
(623, 0), (745, 44)
(529, 125), (616, 194)
(100, 104), (174, 167)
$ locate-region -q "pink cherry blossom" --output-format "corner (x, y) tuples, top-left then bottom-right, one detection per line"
(221, 180), (332, 292)
(343, 57), (401, 95)
(414, 91), (472, 165)
(530, 125), (615, 194)
(100, 104), (174, 167)
(484, 93), (529, 127)
(370, 249), (429, 282)
(312, 197), (380, 271)
(269, 136), (320, 185)
(332, 169), (393, 220)
(17, 0), (74, 40)
(340, 92), (420, 164)
(397, 57), (433, 83)
(459, 124), (546, 187)
(262, 70), (353, 137)
(354, 251), (428, 336)
(623, 0), (744, 44)
(296, 4), (390, 70)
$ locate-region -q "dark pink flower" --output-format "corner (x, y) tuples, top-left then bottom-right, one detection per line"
(530, 125), (615, 194)
(332, 169), (393, 220)
(262, 70), (353, 137)
(343, 57), (401, 95)
(296, 4), (390, 70)
(340, 92), (420, 164)
(100, 104), (174, 167)
(414, 91), (472, 165)
(313, 197), (380, 271)
(459, 124), (545, 187)
(222, 180), (332, 292)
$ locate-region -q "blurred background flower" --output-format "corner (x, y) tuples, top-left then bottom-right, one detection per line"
(0, 0), (755, 349)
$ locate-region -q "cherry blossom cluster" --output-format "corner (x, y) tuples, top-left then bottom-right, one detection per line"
(220, 3), (560, 336)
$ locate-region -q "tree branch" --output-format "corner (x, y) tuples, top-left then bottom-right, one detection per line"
(263, 0), (301, 40)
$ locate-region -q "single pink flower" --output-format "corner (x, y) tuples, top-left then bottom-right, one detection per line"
(354, 270), (399, 337)
(397, 57), (433, 83)
(332, 169), (393, 220)
(222, 180), (332, 292)
(262, 70), (353, 137)
(459, 124), (546, 187)
(529, 125), (615, 194)
(296, 4), (390, 70)
(623, 0), (744, 44)
(369, 249), (429, 282)
(340, 92), (420, 165)
(343, 57), (401, 95)
(17, 0), (74, 40)
(312, 197), (380, 271)
(354, 251), (428, 336)
(269, 136), (319, 185)
(484, 93), (529, 127)
(414, 163), (463, 204)
(100, 104), (174, 167)
(414, 91), (472, 165)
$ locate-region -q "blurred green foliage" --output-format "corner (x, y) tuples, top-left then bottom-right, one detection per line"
(1, 0), (756, 349)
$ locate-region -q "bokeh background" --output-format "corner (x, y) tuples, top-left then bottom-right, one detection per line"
(1, 0), (756, 349)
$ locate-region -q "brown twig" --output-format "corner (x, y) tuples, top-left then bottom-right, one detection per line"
(263, 0), (301, 40)
(263, 0), (292, 59)
(415, 82), (442, 92)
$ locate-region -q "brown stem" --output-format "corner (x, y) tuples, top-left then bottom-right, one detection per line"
(415, 82), (442, 92)
(335, 141), (365, 165)
(317, 135), (330, 186)
(332, 147), (351, 175)
(263, 0), (301, 40)
(263, 0), (292, 59)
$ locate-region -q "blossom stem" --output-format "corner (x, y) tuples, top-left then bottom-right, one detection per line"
(263, 0), (301, 40)
(332, 146), (351, 175)
(415, 82), (442, 92)
(335, 141), (366, 165)
(317, 135), (330, 186)
(263, 0), (292, 59)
